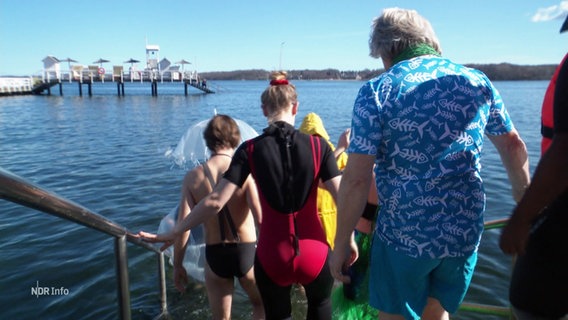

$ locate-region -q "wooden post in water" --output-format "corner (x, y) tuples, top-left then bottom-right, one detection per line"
(151, 80), (158, 96)
(78, 82), (83, 96)
(116, 82), (125, 96)
(184, 81), (188, 96)
(59, 82), (63, 96)
(88, 83), (92, 97)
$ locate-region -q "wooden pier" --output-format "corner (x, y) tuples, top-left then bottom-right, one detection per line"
(1, 73), (214, 97)
(3, 51), (215, 97)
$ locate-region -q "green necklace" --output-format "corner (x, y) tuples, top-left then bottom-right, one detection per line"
(392, 44), (441, 65)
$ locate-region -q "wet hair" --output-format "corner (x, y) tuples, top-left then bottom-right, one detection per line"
(369, 7), (441, 61)
(261, 71), (297, 118)
(203, 114), (241, 151)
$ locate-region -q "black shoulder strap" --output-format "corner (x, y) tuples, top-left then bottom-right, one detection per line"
(541, 122), (554, 139)
(202, 163), (240, 242)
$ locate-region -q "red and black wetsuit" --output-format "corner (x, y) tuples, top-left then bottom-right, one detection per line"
(224, 121), (340, 319)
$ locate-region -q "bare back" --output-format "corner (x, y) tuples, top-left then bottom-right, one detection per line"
(182, 155), (258, 244)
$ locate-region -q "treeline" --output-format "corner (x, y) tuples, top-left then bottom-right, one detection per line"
(200, 68), (382, 81)
(200, 63), (558, 81)
(465, 63), (558, 81)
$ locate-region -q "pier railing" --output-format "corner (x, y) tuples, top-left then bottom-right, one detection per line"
(0, 76), (34, 95)
(0, 167), (168, 320)
(32, 69), (214, 96)
(42, 68), (199, 84)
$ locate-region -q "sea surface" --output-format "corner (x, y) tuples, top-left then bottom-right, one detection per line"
(0, 79), (546, 319)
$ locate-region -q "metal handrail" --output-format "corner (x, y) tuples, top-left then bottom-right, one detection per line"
(0, 165), (516, 319)
(0, 167), (168, 320)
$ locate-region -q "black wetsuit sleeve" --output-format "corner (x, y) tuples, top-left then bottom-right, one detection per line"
(554, 56), (568, 133)
(318, 138), (341, 182)
(223, 143), (251, 188)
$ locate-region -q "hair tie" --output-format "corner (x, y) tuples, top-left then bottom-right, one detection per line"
(270, 79), (289, 86)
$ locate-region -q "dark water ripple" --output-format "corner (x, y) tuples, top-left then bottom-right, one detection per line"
(0, 80), (547, 319)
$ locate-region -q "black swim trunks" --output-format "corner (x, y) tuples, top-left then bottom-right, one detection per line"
(205, 242), (256, 279)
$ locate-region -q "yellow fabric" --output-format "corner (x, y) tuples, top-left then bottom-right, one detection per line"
(300, 113), (348, 249)
(299, 112), (330, 141)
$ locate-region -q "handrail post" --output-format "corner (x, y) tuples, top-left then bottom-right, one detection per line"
(115, 235), (131, 320)
(0, 168), (169, 319)
(158, 252), (168, 315)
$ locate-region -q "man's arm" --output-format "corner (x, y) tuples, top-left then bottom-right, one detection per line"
(500, 132), (568, 254)
(334, 128), (351, 159)
(330, 153), (375, 283)
(172, 172), (195, 292)
(487, 129), (530, 202)
(138, 179), (238, 246)
(245, 176), (262, 226)
(173, 178), (238, 235)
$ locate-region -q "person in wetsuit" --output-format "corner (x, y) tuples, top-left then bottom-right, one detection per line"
(299, 114), (379, 319)
(139, 71), (342, 320)
(172, 114), (264, 320)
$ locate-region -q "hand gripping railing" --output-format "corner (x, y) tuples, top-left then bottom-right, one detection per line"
(0, 167), (168, 320)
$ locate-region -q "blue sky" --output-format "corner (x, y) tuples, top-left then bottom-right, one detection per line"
(1, 0), (567, 76)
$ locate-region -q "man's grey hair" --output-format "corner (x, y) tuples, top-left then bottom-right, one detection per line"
(369, 8), (442, 60)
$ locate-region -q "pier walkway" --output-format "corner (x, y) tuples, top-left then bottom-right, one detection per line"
(0, 77), (34, 95)
(1, 71), (214, 97)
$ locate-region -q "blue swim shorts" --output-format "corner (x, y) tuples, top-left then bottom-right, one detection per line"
(368, 236), (477, 319)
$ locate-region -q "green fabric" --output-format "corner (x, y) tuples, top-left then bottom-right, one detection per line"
(392, 43), (441, 65)
(332, 232), (378, 320)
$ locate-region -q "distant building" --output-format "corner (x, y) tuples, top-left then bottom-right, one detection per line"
(146, 45), (160, 71)
(42, 56), (61, 80)
(158, 58), (171, 73)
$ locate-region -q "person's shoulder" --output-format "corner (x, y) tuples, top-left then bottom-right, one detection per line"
(311, 134), (334, 153)
(294, 130), (324, 143)
(556, 56), (568, 84)
(450, 61), (491, 82)
(435, 58), (495, 90)
(183, 165), (206, 187)
(366, 71), (388, 86)
(238, 134), (266, 149)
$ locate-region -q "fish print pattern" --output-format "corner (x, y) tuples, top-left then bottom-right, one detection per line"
(349, 56), (514, 258)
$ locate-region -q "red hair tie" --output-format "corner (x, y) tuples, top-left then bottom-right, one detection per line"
(270, 79), (289, 86)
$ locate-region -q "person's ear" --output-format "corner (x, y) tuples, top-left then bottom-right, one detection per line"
(292, 102), (299, 115)
(262, 104), (268, 117)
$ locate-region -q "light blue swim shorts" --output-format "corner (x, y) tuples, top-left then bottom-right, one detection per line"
(368, 235), (477, 319)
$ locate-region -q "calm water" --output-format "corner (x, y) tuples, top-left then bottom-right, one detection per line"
(0, 80), (546, 319)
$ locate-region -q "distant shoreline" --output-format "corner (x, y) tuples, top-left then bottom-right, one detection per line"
(2, 63), (559, 82)
(199, 63), (559, 81)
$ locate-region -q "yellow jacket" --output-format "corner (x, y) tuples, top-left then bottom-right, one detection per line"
(299, 113), (348, 249)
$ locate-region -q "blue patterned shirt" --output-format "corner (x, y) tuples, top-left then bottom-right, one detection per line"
(348, 56), (514, 258)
